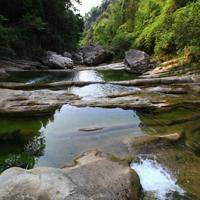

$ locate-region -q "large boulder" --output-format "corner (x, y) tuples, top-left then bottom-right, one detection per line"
(72, 51), (84, 65)
(42, 51), (74, 69)
(0, 150), (142, 200)
(124, 49), (151, 74)
(77, 45), (112, 66)
(63, 51), (72, 59)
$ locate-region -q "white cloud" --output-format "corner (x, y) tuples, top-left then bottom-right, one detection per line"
(74, 0), (102, 16)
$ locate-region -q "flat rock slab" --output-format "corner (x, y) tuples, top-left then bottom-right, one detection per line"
(0, 150), (141, 200)
(0, 89), (79, 116)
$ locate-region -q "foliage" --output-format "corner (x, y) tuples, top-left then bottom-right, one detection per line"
(0, 153), (35, 173)
(0, 0), (84, 58)
(83, 0), (200, 57)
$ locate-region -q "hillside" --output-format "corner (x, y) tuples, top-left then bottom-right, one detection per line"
(82, 0), (200, 59)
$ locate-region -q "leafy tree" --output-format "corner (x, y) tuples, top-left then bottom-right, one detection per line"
(0, 0), (83, 58)
(83, 0), (200, 58)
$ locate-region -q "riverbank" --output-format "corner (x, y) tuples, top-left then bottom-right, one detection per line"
(0, 52), (199, 199)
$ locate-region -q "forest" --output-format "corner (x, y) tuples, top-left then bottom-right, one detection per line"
(83, 0), (200, 58)
(0, 0), (83, 58)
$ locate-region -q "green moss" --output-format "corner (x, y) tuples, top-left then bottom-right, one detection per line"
(137, 106), (200, 154)
(156, 146), (200, 198)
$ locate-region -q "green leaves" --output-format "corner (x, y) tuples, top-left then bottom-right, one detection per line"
(83, 0), (200, 57)
(0, 0), (83, 58)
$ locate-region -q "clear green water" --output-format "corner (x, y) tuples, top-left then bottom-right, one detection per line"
(0, 70), (200, 199)
(1, 105), (199, 172)
(0, 105), (142, 171)
(5, 69), (136, 84)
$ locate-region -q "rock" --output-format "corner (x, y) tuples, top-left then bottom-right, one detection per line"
(71, 95), (169, 110)
(79, 127), (104, 132)
(124, 49), (152, 74)
(72, 51), (84, 65)
(125, 133), (182, 155)
(127, 134), (200, 198)
(0, 89), (79, 116)
(0, 150), (142, 200)
(41, 51), (74, 69)
(81, 45), (112, 66)
(0, 69), (9, 79)
(0, 58), (48, 73)
(110, 75), (195, 86)
(63, 51), (72, 59)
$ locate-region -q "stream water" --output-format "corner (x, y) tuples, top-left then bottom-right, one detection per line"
(0, 69), (200, 200)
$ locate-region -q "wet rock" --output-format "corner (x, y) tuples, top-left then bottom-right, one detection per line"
(0, 89), (79, 116)
(80, 45), (112, 66)
(41, 51), (74, 69)
(0, 150), (142, 200)
(124, 50), (152, 74)
(79, 127), (104, 132)
(128, 133), (182, 153)
(127, 133), (200, 198)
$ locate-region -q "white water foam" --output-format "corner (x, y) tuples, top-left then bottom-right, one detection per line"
(131, 157), (184, 200)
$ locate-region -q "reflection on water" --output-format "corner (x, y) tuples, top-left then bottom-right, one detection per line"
(131, 156), (184, 200)
(6, 69), (136, 84)
(137, 107), (200, 154)
(37, 105), (141, 167)
(0, 105), (141, 170)
(69, 84), (139, 99)
(1, 105), (199, 171)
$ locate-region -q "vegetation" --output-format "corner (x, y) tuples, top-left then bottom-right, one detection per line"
(0, 0), (84, 58)
(82, 0), (200, 58)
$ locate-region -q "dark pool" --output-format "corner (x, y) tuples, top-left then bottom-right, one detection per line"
(5, 69), (136, 84)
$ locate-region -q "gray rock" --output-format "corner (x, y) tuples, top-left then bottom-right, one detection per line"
(124, 49), (151, 74)
(42, 51), (74, 69)
(0, 89), (79, 116)
(63, 51), (72, 59)
(0, 69), (9, 79)
(72, 51), (84, 65)
(81, 45), (112, 66)
(0, 150), (142, 200)
(0, 59), (48, 73)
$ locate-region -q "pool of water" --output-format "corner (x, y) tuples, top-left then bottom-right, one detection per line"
(0, 105), (142, 171)
(1, 69), (200, 199)
(5, 69), (136, 84)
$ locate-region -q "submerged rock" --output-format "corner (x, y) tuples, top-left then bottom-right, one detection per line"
(0, 150), (142, 200)
(127, 133), (182, 154)
(124, 49), (152, 74)
(41, 51), (74, 69)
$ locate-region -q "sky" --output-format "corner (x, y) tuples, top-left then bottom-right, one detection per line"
(74, 0), (102, 16)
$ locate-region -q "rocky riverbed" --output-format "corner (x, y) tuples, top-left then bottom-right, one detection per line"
(0, 50), (199, 199)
